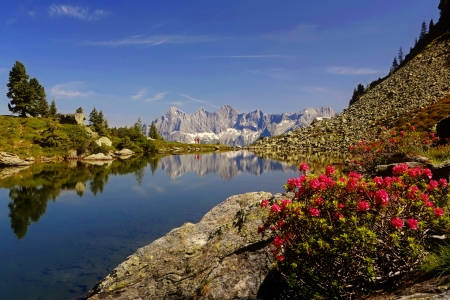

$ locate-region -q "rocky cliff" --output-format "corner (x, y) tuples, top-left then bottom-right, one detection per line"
(252, 32), (450, 151)
(152, 105), (335, 146)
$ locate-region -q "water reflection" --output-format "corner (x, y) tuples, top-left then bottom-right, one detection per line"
(0, 152), (305, 239)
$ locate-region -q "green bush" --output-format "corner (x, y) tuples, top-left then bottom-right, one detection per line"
(259, 163), (450, 299)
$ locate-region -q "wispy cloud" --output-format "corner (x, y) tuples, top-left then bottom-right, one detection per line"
(264, 24), (319, 43)
(178, 94), (219, 109)
(202, 55), (283, 58)
(6, 18), (16, 25)
(50, 82), (94, 99)
(84, 35), (227, 47)
(169, 101), (184, 106)
(48, 4), (109, 21)
(0, 68), (7, 74)
(28, 11), (37, 17)
(145, 92), (168, 102)
(326, 67), (381, 75)
(131, 89), (147, 100)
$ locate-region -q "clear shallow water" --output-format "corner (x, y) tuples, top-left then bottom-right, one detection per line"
(0, 151), (340, 300)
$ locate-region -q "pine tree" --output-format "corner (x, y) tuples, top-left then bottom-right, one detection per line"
(429, 19), (435, 33)
(76, 107), (83, 114)
(397, 47), (404, 64)
(49, 100), (58, 119)
(89, 108), (99, 126)
(391, 57), (399, 71)
(420, 21), (428, 40)
(7, 61), (32, 117)
(149, 121), (163, 140)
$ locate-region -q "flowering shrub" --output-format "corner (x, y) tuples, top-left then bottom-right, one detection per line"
(259, 163), (449, 298)
(348, 127), (438, 175)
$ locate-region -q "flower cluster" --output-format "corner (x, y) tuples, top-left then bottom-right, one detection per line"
(259, 162), (449, 298)
(348, 128), (438, 175)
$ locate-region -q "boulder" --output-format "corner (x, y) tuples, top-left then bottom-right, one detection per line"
(436, 115), (450, 141)
(95, 137), (112, 147)
(59, 113), (86, 125)
(115, 148), (134, 156)
(66, 149), (78, 159)
(86, 192), (290, 300)
(0, 152), (34, 166)
(84, 153), (114, 160)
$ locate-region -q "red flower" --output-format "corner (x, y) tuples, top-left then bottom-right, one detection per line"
(410, 126), (415, 131)
(407, 218), (419, 230)
(315, 197), (324, 205)
(391, 217), (403, 229)
(349, 172), (362, 179)
(424, 201), (434, 208)
(260, 199), (269, 208)
(346, 177), (358, 191)
(400, 131), (405, 136)
(271, 204), (281, 213)
(439, 178), (448, 187)
(309, 178), (321, 190)
(276, 255), (285, 261)
(299, 162), (309, 172)
(273, 236), (285, 248)
(277, 220), (285, 228)
(428, 180), (439, 190)
(373, 176), (383, 185)
(338, 203), (346, 209)
(334, 212), (344, 220)
(375, 189), (389, 206)
(308, 207), (320, 217)
(434, 208), (444, 218)
(357, 201), (370, 211)
(392, 163), (408, 175)
(325, 166), (335, 176)
(422, 168), (433, 179)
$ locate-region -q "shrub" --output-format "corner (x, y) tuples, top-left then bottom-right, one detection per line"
(348, 127), (438, 175)
(259, 163), (449, 299)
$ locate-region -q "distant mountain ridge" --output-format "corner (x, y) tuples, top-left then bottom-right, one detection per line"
(151, 105), (335, 146)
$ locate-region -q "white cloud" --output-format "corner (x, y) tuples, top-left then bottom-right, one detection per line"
(50, 82), (94, 99)
(48, 4), (109, 21)
(145, 92), (168, 102)
(84, 35), (226, 47)
(178, 94), (219, 109)
(169, 101), (184, 106)
(326, 67), (381, 75)
(6, 18), (16, 25)
(28, 11), (37, 17)
(264, 24), (319, 43)
(131, 89), (147, 100)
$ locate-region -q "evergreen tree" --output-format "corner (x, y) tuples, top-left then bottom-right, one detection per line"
(89, 108), (99, 126)
(429, 19), (435, 33)
(149, 121), (163, 140)
(414, 38), (418, 47)
(49, 100), (58, 119)
(397, 47), (404, 64)
(98, 110), (105, 127)
(390, 57), (399, 71)
(7, 61), (32, 117)
(30, 78), (49, 117)
(420, 21), (428, 39)
(76, 107), (83, 114)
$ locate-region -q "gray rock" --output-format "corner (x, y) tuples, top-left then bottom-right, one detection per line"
(66, 149), (78, 159)
(95, 137), (112, 147)
(84, 153), (113, 160)
(115, 148), (134, 156)
(59, 113), (86, 125)
(0, 152), (34, 166)
(86, 192), (289, 300)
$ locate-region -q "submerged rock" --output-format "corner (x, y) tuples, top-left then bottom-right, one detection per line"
(85, 192), (290, 300)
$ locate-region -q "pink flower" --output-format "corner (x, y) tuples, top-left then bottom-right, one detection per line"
(308, 207), (320, 217)
(428, 180), (439, 190)
(315, 197), (324, 205)
(400, 131), (405, 136)
(375, 189), (389, 206)
(299, 162), (309, 172)
(271, 204), (281, 213)
(309, 178), (321, 190)
(325, 166), (335, 176)
(270, 225), (277, 231)
(439, 178), (448, 187)
(420, 193), (429, 202)
(424, 201), (434, 208)
(384, 177), (393, 187)
(408, 167), (420, 178)
(391, 217), (403, 229)
(318, 174), (329, 182)
(349, 172), (362, 179)
(260, 199), (269, 208)
(346, 177), (358, 191)
(422, 168), (433, 179)
(373, 176), (383, 185)
(277, 220), (285, 228)
(334, 212), (344, 220)
(411, 126), (415, 131)
(338, 203), (346, 209)
(280, 199), (292, 211)
(276, 255), (285, 261)
(430, 132), (435, 138)
(339, 177), (346, 183)
(434, 208), (444, 218)
(392, 163), (408, 175)
(357, 201), (370, 211)
(273, 236), (285, 247)
(407, 218), (419, 230)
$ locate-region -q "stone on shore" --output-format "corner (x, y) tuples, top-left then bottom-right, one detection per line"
(0, 152), (34, 166)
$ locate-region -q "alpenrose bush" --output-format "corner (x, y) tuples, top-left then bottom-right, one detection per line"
(348, 127), (439, 175)
(259, 163), (450, 299)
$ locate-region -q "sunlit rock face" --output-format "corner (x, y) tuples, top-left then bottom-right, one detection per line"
(150, 105), (335, 146)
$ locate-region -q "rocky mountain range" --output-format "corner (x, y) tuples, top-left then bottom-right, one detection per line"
(150, 105), (335, 146)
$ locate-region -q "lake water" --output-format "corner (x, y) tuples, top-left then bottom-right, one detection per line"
(0, 151), (343, 300)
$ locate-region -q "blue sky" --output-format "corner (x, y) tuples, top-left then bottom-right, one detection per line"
(0, 0), (441, 127)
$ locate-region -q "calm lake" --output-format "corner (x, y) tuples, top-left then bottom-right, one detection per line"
(0, 150), (343, 300)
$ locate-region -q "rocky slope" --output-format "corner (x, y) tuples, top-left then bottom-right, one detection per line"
(85, 192), (287, 300)
(252, 32), (450, 151)
(151, 105), (335, 146)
